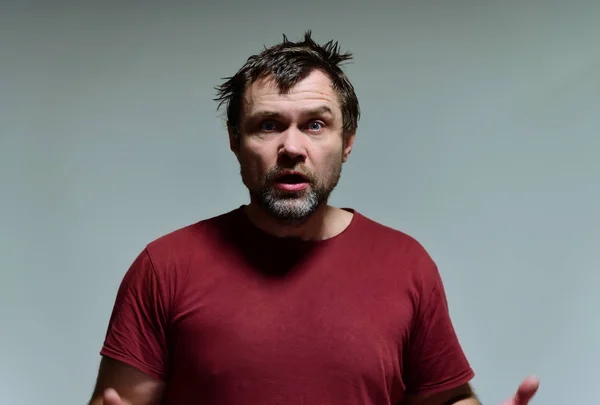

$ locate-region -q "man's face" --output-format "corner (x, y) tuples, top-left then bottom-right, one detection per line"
(230, 70), (355, 221)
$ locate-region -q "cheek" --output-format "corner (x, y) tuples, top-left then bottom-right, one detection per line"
(311, 153), (343, 183)
(321, 146), (345, 167)
(239, 147), (272, 176)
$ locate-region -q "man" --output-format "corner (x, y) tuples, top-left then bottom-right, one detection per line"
(89, 32), (540, 405)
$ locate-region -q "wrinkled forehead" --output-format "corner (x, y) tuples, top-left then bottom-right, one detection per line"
(241, 71), (342, 120)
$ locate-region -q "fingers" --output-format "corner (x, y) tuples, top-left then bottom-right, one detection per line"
(103, 388), (126, 405)
(514, 375), (540, 405)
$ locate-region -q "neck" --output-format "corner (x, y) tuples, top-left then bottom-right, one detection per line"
(243, 203), (353, 241)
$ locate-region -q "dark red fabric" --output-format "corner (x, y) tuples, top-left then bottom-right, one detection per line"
(101, 207), (474, 405)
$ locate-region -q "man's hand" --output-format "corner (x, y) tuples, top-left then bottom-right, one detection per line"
(101, 388), (131, 405)
(88, 357), (165, 405)
(501, 376), (540, 405)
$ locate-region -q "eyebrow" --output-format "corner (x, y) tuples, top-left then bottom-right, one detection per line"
(248, 106), (335, 121)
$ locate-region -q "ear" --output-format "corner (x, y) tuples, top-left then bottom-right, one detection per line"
(342, 131), (356, 163)
(228, 122), (240, 158)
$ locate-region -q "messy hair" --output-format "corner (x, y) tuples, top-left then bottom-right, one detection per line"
(214, 31), (360, 139)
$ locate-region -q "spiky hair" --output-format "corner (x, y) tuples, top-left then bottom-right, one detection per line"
(214, 31), (360, 138)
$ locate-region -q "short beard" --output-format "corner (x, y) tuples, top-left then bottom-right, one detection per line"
(245, 162), (342, 222)
(258, 184), (324, 221)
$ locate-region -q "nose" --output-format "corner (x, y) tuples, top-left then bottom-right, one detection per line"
(278, 128), (307, 162)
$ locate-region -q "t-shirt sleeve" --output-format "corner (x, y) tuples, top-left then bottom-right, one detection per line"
(403, 258), (475, 395)
(100, 248), (170, 381)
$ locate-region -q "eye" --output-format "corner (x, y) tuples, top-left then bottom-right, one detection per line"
(307, 121), (325, 132)
(260, 120), (278, 132)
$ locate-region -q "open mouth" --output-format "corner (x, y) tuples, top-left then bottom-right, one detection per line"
(275, 173), (308, 184)
(273, 172), (310, 191)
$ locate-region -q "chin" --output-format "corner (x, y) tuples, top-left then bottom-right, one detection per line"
(268, 197), (323, 220)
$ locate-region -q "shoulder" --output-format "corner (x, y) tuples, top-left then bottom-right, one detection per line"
(352, 210), (441, 287)
(145, 208), (239, 257)
(353, 211), (434, 263)
(130, 208), (240, 282)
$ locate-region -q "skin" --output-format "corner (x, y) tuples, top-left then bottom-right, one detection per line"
(230, 69), (355, 240)
(89, 70), (541, 405)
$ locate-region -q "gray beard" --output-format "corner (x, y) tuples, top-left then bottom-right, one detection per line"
(242, 155), (344, 222)
(258, 187), (324, 221)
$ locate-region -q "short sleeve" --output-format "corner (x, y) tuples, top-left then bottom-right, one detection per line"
(100, 248), (170, 380)
(403, 260), (475, 395)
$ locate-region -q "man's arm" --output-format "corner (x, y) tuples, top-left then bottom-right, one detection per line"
(91, 248), (171, 404)
(88, 356), (165, 405)
(402, 376), (540, 405)
(402, 383), (480, 405)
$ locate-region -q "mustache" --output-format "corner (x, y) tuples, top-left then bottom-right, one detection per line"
(265, 167), (316, 184)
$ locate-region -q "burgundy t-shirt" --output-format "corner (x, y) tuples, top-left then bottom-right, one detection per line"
(101, 207), (474, 405)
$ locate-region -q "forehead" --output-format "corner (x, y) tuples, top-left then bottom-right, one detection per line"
(242, 70), (341, 118)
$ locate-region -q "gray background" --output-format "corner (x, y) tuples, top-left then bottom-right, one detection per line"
(1, 1), (598, 404)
